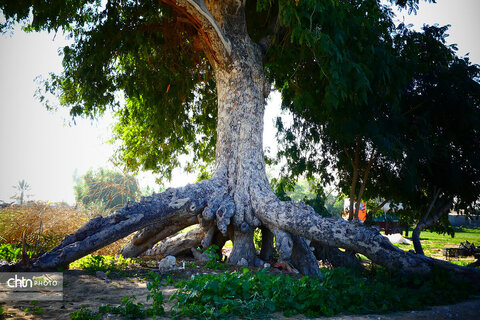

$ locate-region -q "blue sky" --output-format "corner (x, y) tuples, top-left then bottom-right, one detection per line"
(0, 0), (479, 204)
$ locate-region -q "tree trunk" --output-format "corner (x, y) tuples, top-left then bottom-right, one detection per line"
(412, 196), (451, 255)
(3, 0), (480, 284)
(348, 137), (360, 220)
(354, 149), (376, 220)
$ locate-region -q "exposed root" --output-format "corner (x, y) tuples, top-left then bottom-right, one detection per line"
(291, 235), (321, 277)
(143, 224), (205, 258)
(228, 229), (256, 266)
(259, 226), (274, 262)
(4, 175), (479, 284)
(119, 215), (197, 258)
(271, 227), (293, 261)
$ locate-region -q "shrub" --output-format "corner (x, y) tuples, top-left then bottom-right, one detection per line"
(169, 267), (478, 319)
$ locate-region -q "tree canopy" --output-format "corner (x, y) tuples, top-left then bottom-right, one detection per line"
(2, 0), (434, 181)
(275, 22), (480, 222)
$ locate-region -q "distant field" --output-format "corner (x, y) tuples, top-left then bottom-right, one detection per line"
(393, 227), (480, 266)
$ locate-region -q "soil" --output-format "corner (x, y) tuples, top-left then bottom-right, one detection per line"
(1, 261), (479, 320)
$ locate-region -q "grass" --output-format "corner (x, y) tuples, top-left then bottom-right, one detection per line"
(392, 227), (480, 265)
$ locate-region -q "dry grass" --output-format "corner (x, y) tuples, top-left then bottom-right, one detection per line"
(0, 201), (131, 257)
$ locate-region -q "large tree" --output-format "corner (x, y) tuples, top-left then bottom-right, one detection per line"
(2, 0), (480, 281)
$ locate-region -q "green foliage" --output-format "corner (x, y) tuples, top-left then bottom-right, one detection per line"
(24, 301), (44, 315)
(98, 296), (147, 319)
(0, 243), (32, 262)
(204, 245), (226, 270)
(170, 267), (477, 319)
(71, 297), (150, 320)
(70, 306), (101, 320)
(253, 228), (263, 250)
(146, 272), (166, 316)
(69, 254), (136, 275)
(275, 11), (480, 229)
(73, 168), (139, 213)
(0, 305), (5, 320)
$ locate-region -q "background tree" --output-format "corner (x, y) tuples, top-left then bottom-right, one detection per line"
(391, 25), (480, 254)
(2, 0), (480, 282)
(73, 168), (140, 213)
(11, 179), (33, 205)
(277, 22), (480, 253)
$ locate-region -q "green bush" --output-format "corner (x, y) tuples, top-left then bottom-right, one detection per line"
(69, 254), (137, 275)
(0, 244), (34, 262)
(168, 267), (478, 319)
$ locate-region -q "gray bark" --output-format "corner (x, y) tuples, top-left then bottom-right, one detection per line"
(290, 235), (321, 277)
(143, 225), (205, 258)
(119, 214), (198, 258)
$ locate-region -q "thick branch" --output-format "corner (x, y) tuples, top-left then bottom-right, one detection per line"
(160, 0), (231, 64)
(119, 214), (198, 258)
(143, 224), (205, 257)
(1, 179), (219, 271)
(254, 193), (480, 282)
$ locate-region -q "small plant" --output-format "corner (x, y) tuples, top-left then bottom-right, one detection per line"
(0, 305), (7, 320)
(204, 244), (225, 270)
(146, 273), (166, 316)
(99, 296), (147, 319)
(70, 306), (101, 320)
(24, 300), (44, 315)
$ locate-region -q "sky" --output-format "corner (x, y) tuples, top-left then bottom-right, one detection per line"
(0, 0), (479, 204)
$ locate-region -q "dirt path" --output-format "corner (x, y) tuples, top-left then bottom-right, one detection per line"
(1, 270), (479, 320)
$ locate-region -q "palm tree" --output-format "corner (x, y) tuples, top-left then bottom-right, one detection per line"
(11, 179), (32, 204)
